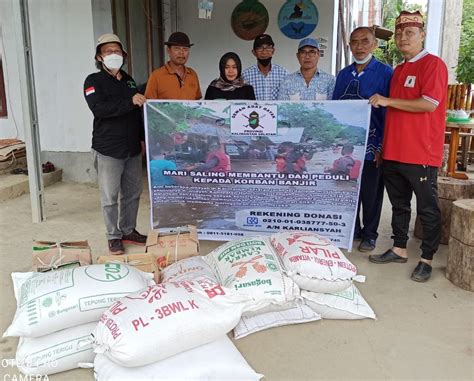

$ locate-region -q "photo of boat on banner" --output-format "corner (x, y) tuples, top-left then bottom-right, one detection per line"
(145, 100), (370, 249)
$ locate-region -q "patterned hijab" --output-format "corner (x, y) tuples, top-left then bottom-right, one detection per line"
(210, 52), (246, 91)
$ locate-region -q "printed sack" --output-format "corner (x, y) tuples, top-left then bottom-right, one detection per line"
(271, 232), (364, 293)
(3, 264), (154, 337)
(204, 236), (300, 315)
(92, 277), (249, 367)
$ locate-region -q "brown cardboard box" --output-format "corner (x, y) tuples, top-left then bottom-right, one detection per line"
(146, 225), (199, 270)
(33, 240), (92, 272)
(96, 253), (154, 273)
(96, 253), (159, 283)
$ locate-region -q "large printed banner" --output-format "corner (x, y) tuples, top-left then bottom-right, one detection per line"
(145, 100), (370, 249)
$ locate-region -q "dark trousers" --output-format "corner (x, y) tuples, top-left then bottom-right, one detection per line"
(383, 160), (441, 260)
(354, 160), (384, 241)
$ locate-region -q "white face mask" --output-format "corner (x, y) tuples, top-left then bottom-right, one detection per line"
(354, 53), (373, 65)
(102, 54), (123, 70)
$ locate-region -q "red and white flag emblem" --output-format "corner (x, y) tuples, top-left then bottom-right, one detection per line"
(85, 86), (95, 96)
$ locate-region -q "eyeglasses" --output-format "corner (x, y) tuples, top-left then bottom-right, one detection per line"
(255, 45), (274, 52)
(298, 49), (319, 57)
(102, 49), (123, 56)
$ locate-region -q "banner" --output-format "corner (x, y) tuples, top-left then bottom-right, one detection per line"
(145, 100), (370, 249)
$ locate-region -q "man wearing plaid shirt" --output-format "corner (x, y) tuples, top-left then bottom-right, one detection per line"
(242, 34), (289, 101)
(278, 38), (335, 101)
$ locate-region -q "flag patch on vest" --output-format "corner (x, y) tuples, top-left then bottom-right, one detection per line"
(85, 86), (95, 96)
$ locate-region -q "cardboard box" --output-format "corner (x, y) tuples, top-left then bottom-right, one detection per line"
(96, 253), (154, 274)
(146, 225), (199, 270)
(33, 240), (92, 272)
(96, 253), (159, 283)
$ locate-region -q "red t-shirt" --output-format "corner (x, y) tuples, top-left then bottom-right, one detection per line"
(383, 51), (448, 167)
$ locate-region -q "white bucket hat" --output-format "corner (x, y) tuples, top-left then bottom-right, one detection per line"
(95, 33), (127, 57)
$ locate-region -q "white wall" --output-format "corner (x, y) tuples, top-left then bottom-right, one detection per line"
(425, 0), (444, 56)
(0, 1), (25, 140)
(27, 0), (96, 152)
(176, 0), (337, 92)
(91, 0), (113, 39)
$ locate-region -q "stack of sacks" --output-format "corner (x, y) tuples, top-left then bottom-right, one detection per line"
(270, 231), (376, 320)
(3, 264), (154, 376)
(90, 257), (263, 379)
(203, 236), (321, 338)
(91, 276), (253, 367)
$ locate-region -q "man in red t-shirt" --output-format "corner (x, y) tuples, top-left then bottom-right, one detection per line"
(368, 11), (448, 282)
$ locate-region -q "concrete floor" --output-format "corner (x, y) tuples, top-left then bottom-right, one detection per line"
(0, 180), (473, 380)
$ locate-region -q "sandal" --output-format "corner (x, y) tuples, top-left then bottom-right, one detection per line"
(11, 168), (28, 175)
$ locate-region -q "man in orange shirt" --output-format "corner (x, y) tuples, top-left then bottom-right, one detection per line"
(145, 32), (201, 100)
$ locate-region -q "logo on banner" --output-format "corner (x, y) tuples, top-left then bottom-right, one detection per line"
(230, 104), (277, 136)
(247, 217), (259, 225)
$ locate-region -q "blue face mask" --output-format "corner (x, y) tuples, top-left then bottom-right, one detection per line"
(354, 53), (372, 65)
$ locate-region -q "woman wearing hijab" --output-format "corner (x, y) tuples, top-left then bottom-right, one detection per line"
(205, 52), (256, 100)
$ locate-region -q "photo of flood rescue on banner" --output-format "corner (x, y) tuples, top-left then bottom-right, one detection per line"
(144, 100), (371, 249)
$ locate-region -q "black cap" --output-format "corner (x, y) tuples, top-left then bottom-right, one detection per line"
(253, 34), (274, 49)
(164, 32), (194, 47)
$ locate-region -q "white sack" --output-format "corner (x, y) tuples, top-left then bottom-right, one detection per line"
(92, 277), (249, 367)
(15, 322), (96, 375)
(93, 336), (263, 381)
(3, 264), (154, 337)
(302, 284), (376, 320)
(204, 236), (299, 314)
(234, 300), (321, 339)
(271, 232), (364, 293)
(160, 256), (216, 283)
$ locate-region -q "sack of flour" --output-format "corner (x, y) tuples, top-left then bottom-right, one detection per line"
(270, 232), (364, 293)
(15, 322), (96, 375)
(233, 300), (321, 339)
(204, 236), (299, 314)
(3, 264), (154, 337)
(160, 256), (216, 283)
(92, 277), (249, 367)
(93, 336), (263, 380)
(302, 284), (376, 320)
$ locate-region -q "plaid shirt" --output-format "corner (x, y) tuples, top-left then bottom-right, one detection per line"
(242, 63), (289, 101)
(278, 69), (335, 101)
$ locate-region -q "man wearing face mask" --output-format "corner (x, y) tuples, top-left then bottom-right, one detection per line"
(83, 33), (147, 255)
(145, 32), (201, 100)
(332, 27), (393, 253)
(242, 34), (289, 101)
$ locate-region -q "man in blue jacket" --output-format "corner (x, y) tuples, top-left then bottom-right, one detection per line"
(333, 26), (393, 252)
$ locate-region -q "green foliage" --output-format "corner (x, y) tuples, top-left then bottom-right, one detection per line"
(146, 103), (217, 136)
(456, 0), (474, 83)
(277, 104), (365, 147)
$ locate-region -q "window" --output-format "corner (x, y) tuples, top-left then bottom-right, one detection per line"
(0, 56), (7, 117)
